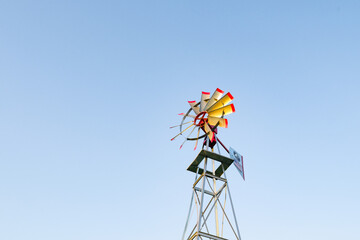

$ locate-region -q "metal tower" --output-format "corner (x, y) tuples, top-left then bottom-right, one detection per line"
(182, 147), (242, 240)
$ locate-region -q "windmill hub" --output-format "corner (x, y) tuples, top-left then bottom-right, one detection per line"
(194, 111), (208, 127)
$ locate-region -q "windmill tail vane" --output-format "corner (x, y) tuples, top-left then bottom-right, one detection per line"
(171, 88), (235, 151)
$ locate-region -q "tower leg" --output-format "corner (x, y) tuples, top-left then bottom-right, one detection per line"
(196, 157), (207, 240)
(223, 169), (242, 240)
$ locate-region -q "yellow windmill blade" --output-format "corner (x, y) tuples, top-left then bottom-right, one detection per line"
(169, 120), (193, 129)
(203, 122), (215, 142)
(179, 124), (197, 149)
(208, 104), (235, 117)
(207, 116), (228, 128)
(188, 101), (200, 115)
(200, 91), (210, 112)
(206, 92), (234, 112)
(204, 88), (224, 112)
(178, 113), (196, 118)
(193, 127), (201, 150)
(171, 124), (195, 141)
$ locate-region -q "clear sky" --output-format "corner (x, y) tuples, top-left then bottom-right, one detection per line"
(0, 1), (359, 240)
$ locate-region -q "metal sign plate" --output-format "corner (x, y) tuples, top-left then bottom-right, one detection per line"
(229, 147), (245, 180)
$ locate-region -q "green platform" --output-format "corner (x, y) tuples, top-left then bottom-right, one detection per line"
(187, 150), (234, 177)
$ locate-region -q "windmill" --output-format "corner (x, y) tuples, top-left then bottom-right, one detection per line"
(171, 88), (245, 240)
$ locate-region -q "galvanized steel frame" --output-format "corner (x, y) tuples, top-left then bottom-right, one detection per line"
(182, 148), (242, 240)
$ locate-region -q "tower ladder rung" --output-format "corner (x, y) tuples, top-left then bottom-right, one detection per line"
(189, 231), (228, 240)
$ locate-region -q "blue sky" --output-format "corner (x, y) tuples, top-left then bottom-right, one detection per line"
(0, 1), (359, 239)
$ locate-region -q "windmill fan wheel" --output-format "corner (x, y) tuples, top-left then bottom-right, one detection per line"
(171, 88), (235, 150)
